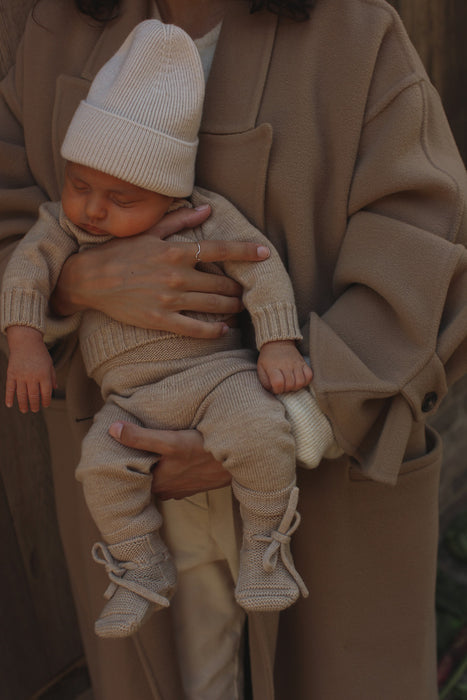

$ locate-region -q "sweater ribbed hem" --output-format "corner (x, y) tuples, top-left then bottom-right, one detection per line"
(87, 327), (245, 381)
(81, 300), (301, 379)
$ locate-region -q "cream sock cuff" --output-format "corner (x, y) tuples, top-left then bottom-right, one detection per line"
(279, 387), (343, 469)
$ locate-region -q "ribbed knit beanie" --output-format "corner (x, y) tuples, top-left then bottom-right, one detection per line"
(61, 20), (205, 197)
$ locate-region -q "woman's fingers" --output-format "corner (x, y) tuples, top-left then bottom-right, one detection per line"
(160, 313), (230, 339)
(151, 203), (270, 263)
(108, 422), (232, 500)
(149, 203), (212, 239)
(157, 263), (243, 299)
(108, 421), (178, 454)
(173, 288), (244, 314)
(188, 239), (270, 265)
(152, 463), (232, 501)
(151, 237), (270, 271)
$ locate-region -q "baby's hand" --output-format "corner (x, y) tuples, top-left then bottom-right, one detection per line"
(5, 326), (57, 413)
(257, 340), (313, 394)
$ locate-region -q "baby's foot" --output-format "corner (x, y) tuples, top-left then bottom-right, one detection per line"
(235, 531), (301, 611)
(92, 533), (177, 638)
(234, 486), (309, 612)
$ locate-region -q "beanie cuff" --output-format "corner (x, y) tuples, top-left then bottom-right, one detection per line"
(61, 101), (197, 197)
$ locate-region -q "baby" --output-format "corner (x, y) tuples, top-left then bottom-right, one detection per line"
(1, 20), (337, 638)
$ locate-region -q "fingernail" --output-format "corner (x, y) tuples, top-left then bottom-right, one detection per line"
(109, 422), (123, 439)
(195, 204), (210, 212)
(257, 245), (270, 259)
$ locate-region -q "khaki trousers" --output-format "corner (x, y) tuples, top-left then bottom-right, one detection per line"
(161, 493), (246, 700)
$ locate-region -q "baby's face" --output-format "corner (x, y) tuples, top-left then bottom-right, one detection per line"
(62, 162), (173, 238)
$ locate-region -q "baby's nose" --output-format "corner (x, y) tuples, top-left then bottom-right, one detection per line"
(85, 195), (106, 220)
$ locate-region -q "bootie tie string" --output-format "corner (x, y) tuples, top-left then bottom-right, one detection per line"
(254, 487), (309, 598)
(92, 541), (171, 608)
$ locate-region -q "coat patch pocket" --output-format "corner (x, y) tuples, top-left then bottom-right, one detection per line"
(397, 425), (442, 478)
(197, 123), (273, 231)
(349, 426), (442, 482)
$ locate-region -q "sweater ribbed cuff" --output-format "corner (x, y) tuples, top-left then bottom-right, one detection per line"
(1, 288), (46, 334)
(250, 302), (302, 349)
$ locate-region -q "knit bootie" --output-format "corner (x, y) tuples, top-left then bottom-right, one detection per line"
(92, 532), (177, 638)
(232, 483), (309, 612)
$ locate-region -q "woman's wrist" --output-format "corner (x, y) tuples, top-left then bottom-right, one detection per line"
(50, 251), (89, 316)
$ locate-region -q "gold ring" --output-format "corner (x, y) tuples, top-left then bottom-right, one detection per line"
(195, 241), (202, 263)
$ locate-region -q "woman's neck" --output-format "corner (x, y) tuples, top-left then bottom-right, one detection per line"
(156, 0), (232, 38)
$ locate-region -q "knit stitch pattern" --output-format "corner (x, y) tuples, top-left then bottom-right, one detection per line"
(92, 533), (177, 638)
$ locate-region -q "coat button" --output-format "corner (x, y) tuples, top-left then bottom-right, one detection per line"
(422, 392), (438, 413)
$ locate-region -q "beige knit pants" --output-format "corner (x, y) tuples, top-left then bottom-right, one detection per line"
(76, 348), (296, 546)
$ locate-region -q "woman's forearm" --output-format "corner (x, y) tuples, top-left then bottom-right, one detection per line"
(50, 251), (89, 316)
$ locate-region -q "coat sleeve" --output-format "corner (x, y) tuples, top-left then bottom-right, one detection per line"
(0, 46), (48, 283)
(1, 201), (82, 343)
(309, 65), (467, 484)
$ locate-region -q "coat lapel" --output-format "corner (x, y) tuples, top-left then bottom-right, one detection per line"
(197, 7), (277, 229)
(52, 0), (149, 188)
(201, 5), (278, 134)
(80, 0), (278, 130)
(81, 0), (150, 81)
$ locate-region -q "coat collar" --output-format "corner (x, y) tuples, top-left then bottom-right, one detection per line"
(80, 0), (150, 81)
(79, 0), (277, 134)
(201, 4), (278, 133)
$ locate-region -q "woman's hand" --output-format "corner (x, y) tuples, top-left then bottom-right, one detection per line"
(108, 421), (232, 500)
(51, 204), (270, 339)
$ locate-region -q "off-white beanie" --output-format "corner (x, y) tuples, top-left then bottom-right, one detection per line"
(61, 20), (205, 197)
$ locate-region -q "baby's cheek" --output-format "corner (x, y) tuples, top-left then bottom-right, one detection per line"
(112, 211), (148, 238)
(62, 195), (81, 228)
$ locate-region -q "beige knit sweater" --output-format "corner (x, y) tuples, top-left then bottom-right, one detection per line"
(1, 187), (302, 378)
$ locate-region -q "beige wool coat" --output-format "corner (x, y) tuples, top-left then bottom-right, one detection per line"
(1, 0), (466, 698)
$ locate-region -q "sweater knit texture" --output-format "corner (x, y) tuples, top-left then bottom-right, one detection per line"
(1, 187), (302, 376)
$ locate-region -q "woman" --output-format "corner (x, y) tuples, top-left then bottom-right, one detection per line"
(1, 0), (466, 697)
